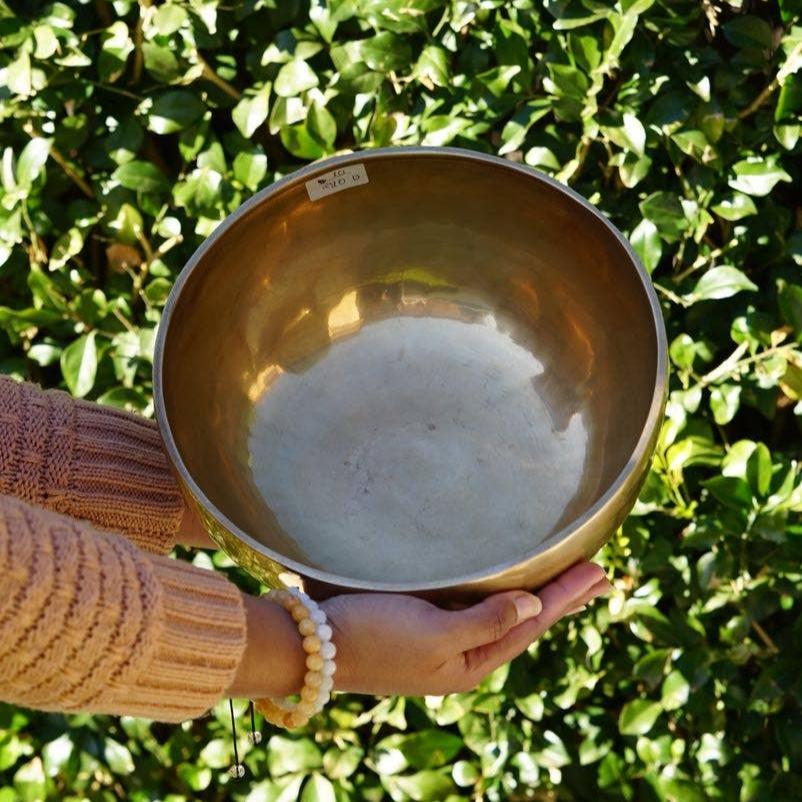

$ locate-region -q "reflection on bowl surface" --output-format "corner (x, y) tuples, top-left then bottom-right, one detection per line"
(249, 314), (590, 582)
(156, 148), (666, 594)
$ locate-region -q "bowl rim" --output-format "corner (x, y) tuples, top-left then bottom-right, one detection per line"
(154, 145), (669, 592)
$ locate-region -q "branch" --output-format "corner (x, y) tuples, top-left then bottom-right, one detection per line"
(130, 0), (152, 85)
(738, 77), (779, 120)
(23, 123), (94, 199)
(198, 55), (241, 100)
(751, 619), (779, 654)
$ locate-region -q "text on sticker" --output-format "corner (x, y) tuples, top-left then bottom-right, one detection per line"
(306, 163), (369, 201)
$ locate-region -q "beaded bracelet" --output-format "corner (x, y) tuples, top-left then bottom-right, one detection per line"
(254, 588), (336, 729)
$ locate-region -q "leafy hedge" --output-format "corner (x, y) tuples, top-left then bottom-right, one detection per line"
(1, 0), (802, 800)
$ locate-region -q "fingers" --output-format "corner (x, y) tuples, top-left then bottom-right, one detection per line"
(564, 577), (611, 615)
(460, 562), (610, 678)
(447, 590), (543, 651)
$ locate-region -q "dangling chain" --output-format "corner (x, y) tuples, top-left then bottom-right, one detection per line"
(228, 700), (262, 779)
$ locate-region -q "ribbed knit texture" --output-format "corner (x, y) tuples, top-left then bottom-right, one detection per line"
(0, 494), (246, 722)
(0, 375), (183, 554)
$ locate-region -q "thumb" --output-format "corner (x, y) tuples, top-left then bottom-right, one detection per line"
(447, 591), (542, 650)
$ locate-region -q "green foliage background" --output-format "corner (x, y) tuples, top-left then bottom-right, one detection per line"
(1, 0), (802, 799)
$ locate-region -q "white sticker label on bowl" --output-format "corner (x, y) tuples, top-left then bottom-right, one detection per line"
(306, 163), (369, 201)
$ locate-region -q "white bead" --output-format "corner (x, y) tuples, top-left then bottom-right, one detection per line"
(287, 587), (302, 598)
(320, 676), (334, 693)
(310, 609), (326, 625)
(319, 641), (336, 660)
(315, 691), (330, 708)
(316, 623), (333, 641)
(322, 659), (336, 677)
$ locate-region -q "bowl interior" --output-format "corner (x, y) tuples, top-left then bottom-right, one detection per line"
(161, 152), (659, 584)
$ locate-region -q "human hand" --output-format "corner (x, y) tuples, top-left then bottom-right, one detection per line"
(321, 561), (611, 696)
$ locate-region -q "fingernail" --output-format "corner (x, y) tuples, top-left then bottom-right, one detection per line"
(514, 593), (542, 621)
(566, 604), (587, 615)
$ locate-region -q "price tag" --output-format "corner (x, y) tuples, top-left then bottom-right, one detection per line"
(305, 163), (369, 201)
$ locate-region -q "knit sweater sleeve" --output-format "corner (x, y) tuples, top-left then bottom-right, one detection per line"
(0, 493), (246, 722)
(0, 375), (184, 554)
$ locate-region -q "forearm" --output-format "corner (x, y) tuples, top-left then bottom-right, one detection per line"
(0, 376), (187, 554)
(0, 493), (246, 722)
(227, 594), (307, 698)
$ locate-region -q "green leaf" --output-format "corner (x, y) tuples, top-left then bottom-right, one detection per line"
(639, 191), (688, 241)
(7, 50), (33, 97)
(358, 0), (441, 33)
(710, 383), (741, 425)
(143, 277), (172, 306)
(232, 84), (271, 138)
(99, 20), (133, 82)
(112, 161), (169, 193)
(323, 745), (363, 779)
(49, 227), (83, 271)
(704, 475), (754, 510)
(176, 762), (212, 791)
(143, 42), (181, 82)
(60, 332), (97, 398)
(746, 442), (772, 497)
(267, 736), (322, 776)
(14, 758), (46, 802)
(452, 759), (479, 787)
(16, 138), (51, 187)
(97, 386), (148, 412)
(399, 730), (463, 770)
(280, 122), (325, 160)
(711, 192), (757, 221)
(779, 27), (802, 83)
(414, 45), (449, 87)
(33, 26), (59, 60)
(723, 16), (773, 50)
(300, 774), (336, 802)
(361, 32), (412, 72)
(41, 734), (72, 776)
(383, 769), (454, 802)
(153, 3), (188, 35)
(104, 738), (134, 775)
(619, 700), (662, 735)
(421, 116), (471, 147)
(729, 158), (792, 197)
(274, 60), (319, 97)
(0, 733), (32, 771)
(661, 670), (690, 710)
(723, 440), (760, 480)
(307, 101), (337, 148)
(629, 218), (661, 273)
(687, 266), (758, 303)
(610, 112), (646, 156)
(27, 342), (62, 367)
(524, 146), (560, 170)
(233, 151), (268, 190)
(633, 649), (672, 688)
(148, 90), (206, 134)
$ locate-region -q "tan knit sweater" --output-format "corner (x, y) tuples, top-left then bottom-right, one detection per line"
(0, 376), (247, 722)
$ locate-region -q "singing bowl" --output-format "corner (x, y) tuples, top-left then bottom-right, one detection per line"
(154, 147), (667, 601)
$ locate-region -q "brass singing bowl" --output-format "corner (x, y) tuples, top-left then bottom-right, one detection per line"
(154, 147), (667, 602)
